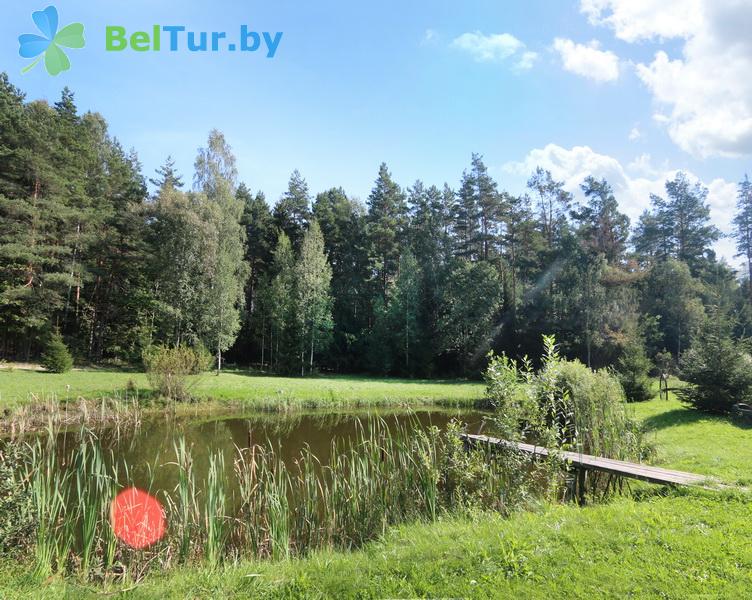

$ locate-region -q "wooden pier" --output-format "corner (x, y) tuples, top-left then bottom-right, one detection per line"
(459, 433), (718, 501)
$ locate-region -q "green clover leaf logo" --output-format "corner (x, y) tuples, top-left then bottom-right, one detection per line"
(18, 6), (85, 76)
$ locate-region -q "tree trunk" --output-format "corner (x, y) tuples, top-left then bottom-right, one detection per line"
(261, 317), (266, 370)
(405, 309), (409, 371)
(309, 328), (315, 373)
(217, 347), (222, 374)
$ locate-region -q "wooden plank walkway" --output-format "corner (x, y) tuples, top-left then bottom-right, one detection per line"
(460, 433), (713, 487)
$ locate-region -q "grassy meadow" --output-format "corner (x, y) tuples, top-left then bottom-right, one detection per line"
(0, 366), (485, 411)
(629, 395), (752, 486)
(1, 389), (749, 599)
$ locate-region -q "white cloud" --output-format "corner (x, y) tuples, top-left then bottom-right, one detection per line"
(503, 143), (740, 265)
(580, 0), (703, 42)
(628, 127), (642, 141)
(627, 153), (659, 177)
(581, 0), (752, 157)
(553, 38), (620, 82)
(421, 29), (438, 46)
(451, 31), (537, 70)
(517, 51), (539, 71)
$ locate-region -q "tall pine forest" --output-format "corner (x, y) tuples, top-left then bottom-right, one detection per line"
(2, 75), (752, 378)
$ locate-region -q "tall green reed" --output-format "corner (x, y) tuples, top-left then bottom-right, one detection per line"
(15, 415), (547, 578)
(204, 451), (228, 565)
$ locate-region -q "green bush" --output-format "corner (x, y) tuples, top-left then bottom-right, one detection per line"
(549, 359), (644, 460)
(0, 443), (35, 556)
(485, 335), (646, 461)
(617, 341), (654, 402)
(40, 331), (73, 373)
(677, 314), (752, 414)
(654, 349), (675, 375)
(142, 344), (213, 401)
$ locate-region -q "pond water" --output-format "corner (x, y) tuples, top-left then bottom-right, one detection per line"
(53, 408), (492, 507)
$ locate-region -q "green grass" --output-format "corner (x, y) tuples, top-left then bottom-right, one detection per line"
(629, 394), (752, 485)
(0, 367), (485, 411)
(2, 490), (750, 599)
(2, 378), (750, 598)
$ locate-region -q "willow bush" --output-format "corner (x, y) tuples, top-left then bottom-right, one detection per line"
(142, 344), (213, 401)
(485, 335), (648, 461)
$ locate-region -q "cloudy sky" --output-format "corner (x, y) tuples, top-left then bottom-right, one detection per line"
(1, 0), (750, 265)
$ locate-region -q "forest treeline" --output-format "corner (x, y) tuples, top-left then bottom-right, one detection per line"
(1, 74), (752, 378)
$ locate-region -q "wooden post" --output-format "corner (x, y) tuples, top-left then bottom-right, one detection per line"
(564, 472), (576, 503)
(577, 467), (587, 506)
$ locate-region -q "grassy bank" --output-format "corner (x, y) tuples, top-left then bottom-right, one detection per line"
(0, 366), (485, 411)
(630, 394), (752, 485)
(1, 381), (750, 598)
(2, 490), (749, 599)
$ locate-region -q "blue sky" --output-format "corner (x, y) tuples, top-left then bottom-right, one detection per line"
(1, 1), (750, 263)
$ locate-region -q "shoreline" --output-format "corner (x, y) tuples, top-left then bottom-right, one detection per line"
(0, 392), (487, 436)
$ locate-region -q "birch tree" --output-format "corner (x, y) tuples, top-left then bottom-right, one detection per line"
(294, 221), (333, 375)
(193, 130), (249, 371)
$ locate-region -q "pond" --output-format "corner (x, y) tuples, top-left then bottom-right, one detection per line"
(20, 406), (539, 572)
(52, 408), (492, 514)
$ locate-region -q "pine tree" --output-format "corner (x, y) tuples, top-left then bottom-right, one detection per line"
(239, 185), (274, 312)
(41, 330), (73, 373)
(151, 187), (213, 346)
(366, 163), (407, 298)
(267, 232), (296, 371)
(150, 155), (184, 191)
(501, 193), (544, 335)
(638, 173), (720, 273)
(733, 175), (752, 302)
(574, 177), (630, 264)
(472, 154), (504, 261)
(408, 182), (449, 374)
(273, 170), (311, 251)
(388, 251), (421, 374)
(453, 169), (481, 259)
(439, 260), (502, 374)
(527, 167), (572, 247)
(313, 188), (370, 371)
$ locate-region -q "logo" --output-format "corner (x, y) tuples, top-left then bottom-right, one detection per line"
(104, 26), (282, 57)
(18, 6), (85, 76)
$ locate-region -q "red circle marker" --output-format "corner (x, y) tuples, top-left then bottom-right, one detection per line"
(110, 487), (166, 549)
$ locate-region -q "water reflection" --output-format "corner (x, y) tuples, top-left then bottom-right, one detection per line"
(55, 408), (491, 506)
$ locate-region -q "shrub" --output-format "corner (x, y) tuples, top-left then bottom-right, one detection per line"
(0, 443), (35, 556)
(549, 359), (644, 460)
(654, 349), (675, 376)
(40, 331), (73, 373)
(617, 341), (654, 402)
(485, 335), (645, 461)
(677, 313), (752, 414)
(142, 344), (213, 401)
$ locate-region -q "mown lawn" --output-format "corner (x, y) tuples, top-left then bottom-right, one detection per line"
(629, 394), (752, 485)
(0, 367), (484, 410)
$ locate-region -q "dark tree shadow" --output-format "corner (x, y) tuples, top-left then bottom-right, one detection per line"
(642, 407), (752, 431)
(641, 408), (710, 431)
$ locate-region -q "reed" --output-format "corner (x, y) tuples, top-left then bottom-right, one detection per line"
(204, 451), (228, 565)
(167, 437), (198, 564)
(11, 415), (549, 580)
(28, 425), (72, 577)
